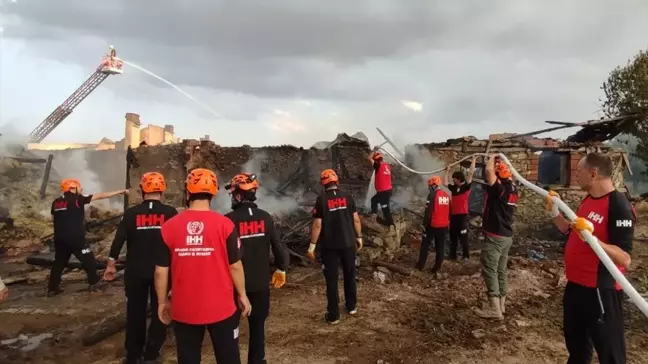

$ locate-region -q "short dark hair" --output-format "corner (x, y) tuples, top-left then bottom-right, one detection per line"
(582, 153), (613, 178)
(324, 182), (338, 189)
(452, 171), (466, 182)
(188, 193), (214, 202)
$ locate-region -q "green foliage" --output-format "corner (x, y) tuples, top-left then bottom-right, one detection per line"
(602, 50), (648, 173)
(608, 135), (647, 194)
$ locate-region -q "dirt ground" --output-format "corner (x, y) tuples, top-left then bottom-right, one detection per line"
(1, 234), (648, 364)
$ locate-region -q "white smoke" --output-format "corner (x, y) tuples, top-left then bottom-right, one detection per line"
(211, 151), (301, 216)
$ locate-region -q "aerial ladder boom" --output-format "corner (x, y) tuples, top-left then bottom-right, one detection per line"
(27, 46), (124, 143)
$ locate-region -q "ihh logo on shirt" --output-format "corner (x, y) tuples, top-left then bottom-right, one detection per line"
(186, 221), (205, 246)
(587, 212), (604, 224)
(438, 196), (450, 205)
(616, 220), (633, 227)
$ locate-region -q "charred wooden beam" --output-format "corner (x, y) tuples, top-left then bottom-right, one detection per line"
(39, 154), (54, 199)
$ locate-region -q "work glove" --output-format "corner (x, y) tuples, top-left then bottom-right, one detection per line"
(307, 243), (316, 261)
(545, 190), (561, 218)
(356, 237), (363, 252)
(571, 217), (594, 241)
(271, 270), (286, 289)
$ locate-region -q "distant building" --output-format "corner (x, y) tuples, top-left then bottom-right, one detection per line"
(28, 113), (179, 151)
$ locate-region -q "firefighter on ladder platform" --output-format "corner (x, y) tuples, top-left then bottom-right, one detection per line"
(104, 172), (178, 364)
(48, 179), (129, 297)
(225, 173), (289, 364)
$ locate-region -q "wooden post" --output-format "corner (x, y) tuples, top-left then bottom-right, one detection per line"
(40, 154), (54, 199)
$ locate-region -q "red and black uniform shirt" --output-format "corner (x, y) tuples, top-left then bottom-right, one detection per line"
(109, 200), (178, 279)
(312, 189), (357, 250)
(373, 161), (393, 192)
(565, 190), (635, 290)
(51, 192), (93, 244)
(423, 188), (451, 228)
(225, 202), (288, 293)
(154, 210), (241, 325)
(448, 182), (471, 215)
(482, 179), (518, 237)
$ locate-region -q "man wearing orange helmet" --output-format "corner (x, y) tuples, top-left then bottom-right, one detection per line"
(104, 172), (178, 364)
(47, 179), (129, 297)
(224, 172), (288, 364)
(416, 176), (451, 278)
(309, 169), (363, 325)
(153, 168), (251, 363)
(368, 150), (395, 231)
(474, 155), (518, 320)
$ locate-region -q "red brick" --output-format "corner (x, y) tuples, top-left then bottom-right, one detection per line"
(570, 159), (580, 169)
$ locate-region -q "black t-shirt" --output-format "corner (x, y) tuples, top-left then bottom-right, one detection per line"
(51, 192), (93, 244)
(312, 188), (357, 250)
(482, 179), (518, 237)
(109, 200), (178, 279)
(225, 202), (288, 293)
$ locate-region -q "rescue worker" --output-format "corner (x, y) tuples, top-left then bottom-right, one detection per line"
(308, 169), (363, 325)
(224, 173), (289, 364)
(47, 179), (129, 297)
(416, 176), (451, 278)
(548, 153), (634, 364)
(153, 168), (251, 364)
(368, 150), (395, 231)
(474, 155), (518, 319)
(445, 157), (476, 261)
(0, 276), (7, 302)
(104, 172), (178, 364)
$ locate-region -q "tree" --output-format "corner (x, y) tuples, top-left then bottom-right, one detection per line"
(601, 49), (648, 173)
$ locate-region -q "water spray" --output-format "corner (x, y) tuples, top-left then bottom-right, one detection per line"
(121, 60), (226, 120)
(375, 144), (648, 318)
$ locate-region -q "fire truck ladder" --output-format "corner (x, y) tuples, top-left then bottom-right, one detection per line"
(28, 71), (113, 143)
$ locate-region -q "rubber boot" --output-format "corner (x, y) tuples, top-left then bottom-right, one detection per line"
(474, 297), (503, 320)
(500, 296), (506, 315)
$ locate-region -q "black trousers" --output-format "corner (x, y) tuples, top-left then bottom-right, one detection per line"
(124, 276), (167, 361)
(417, 227), (448, 272)
(449, 214), (469, 259)
(321, 248), (357, 319)
(47, 240), (99, 291)
(174, 312), (241, 364)
(246, 289), (270, 364)
(563, 282), (626, 364)
(370, 190), (394, 226)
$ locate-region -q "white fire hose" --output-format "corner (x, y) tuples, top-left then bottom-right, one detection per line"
(376, 146), (648, 318)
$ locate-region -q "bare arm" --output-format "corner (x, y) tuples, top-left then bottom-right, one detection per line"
(600, 242), (631, 270)
(444, 167), (450, 186)
(310, 218), (323, 244)
(91, 189), (128, 202)
(229, 261), (247, 297)
(368, 152), (376, 164)
(154, 266), (170, 305)
(552, 214), (571, 234)
(467, 156), (477, 183)
(353, 212), (362, 237)
(485, 154), (497, 185)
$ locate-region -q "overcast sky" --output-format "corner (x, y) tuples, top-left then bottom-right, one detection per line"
(1, 0), (647, 147)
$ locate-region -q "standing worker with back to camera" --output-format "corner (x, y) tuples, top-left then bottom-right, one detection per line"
(153, 168), (251, 364)
(307, 169), (363, 325)
(224, 173), (289, 364)
(104, 172), (178, 364)
(368, 150), (395, 233)
(445, 156), (477, 261)
(416, 176), (451, 278)
(48, 179), (129, 297)
(547, 153), (634, 364)
(474, 155), (518, 320)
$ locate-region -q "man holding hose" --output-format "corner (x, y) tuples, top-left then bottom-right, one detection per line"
(548, 153), (634, 364)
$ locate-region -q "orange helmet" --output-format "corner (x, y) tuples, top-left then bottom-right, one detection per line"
(320, 169), (339, 185)
(60, 179), (81, 193)
(428, 176), (442, 187)
(372, 152), (384, 161)
(185, 168), (218, 195)
(225, 173), (259, 192)
(140, 172), (166, 194)
(496, 162), (512, 179)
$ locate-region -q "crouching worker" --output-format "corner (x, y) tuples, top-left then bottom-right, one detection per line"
(308, 169), (363, 325)
(474, 156), (518, 320)
(48, 179), (129, 297)
(225, 173), (289, 364)
(104, 172), (178, 364)
(153, 168), (251, 364)
(416, 176), (450, 278)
